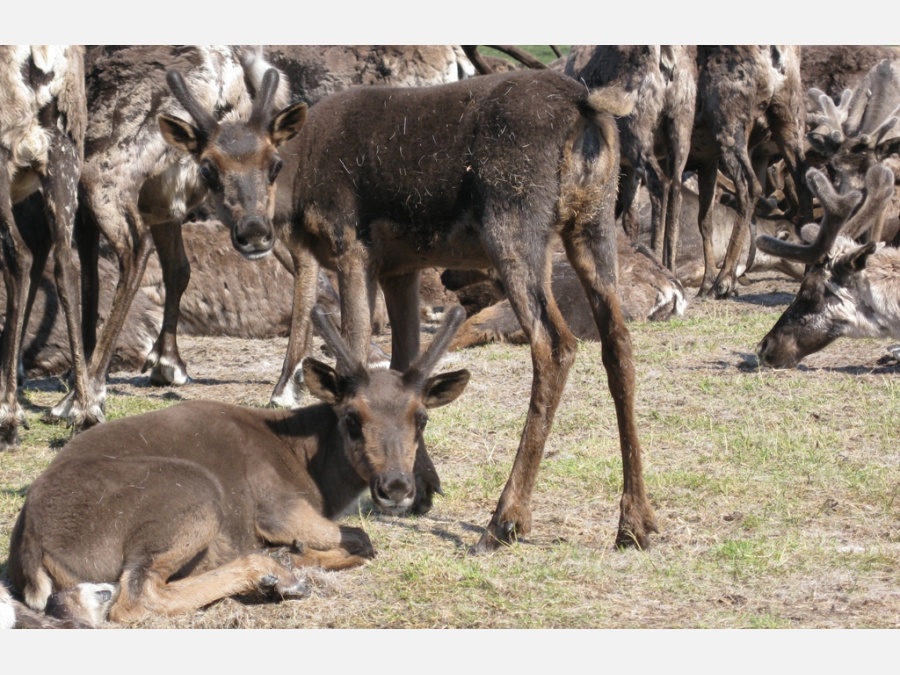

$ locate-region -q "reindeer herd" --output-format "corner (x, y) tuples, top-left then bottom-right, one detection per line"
(1, 44), (899, 629)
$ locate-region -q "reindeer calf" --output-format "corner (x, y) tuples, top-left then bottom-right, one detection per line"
(7, 305), (470, 624)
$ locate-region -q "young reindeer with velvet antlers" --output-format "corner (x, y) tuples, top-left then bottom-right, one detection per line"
(7, 304), (470, 625)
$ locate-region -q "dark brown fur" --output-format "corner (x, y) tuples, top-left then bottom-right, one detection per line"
(268, 69), (658, 553)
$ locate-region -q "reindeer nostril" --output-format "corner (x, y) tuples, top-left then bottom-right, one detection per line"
(374, 471), (414, 504)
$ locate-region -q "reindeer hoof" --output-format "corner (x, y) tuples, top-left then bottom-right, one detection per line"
(615, 507), (659, 551)
(259, 573), (310, 600)
(468, 521), (517, 556)
(339, 526), (376, 559)
(0, 425), (19, 452)
(147, 358), (189, 387)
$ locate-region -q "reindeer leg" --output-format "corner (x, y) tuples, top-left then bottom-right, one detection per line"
(696, 161), (720, 297)
(50, 192), (153, 430)
(255, 497), (376, 570)
(381, 270), (442, 515)
(271, 245), (319, 408)
(562, 224), (658, 549)
(712, 140), (759, 298)
(111, 502), (307, 623)
(470, 224), (578, 554)
(42, 127), (91, 430)
(142, 220), (190, 386)
(0, 148), (32, 450)
(662, 120), (691, 275)
(13, 193), (52, 384)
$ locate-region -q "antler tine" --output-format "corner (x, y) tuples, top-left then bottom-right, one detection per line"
(309, 304), (365, 376)
(403, 305), (466, 388)
(842, 164), (896, 239)
(248, 68), (280, 131)
(756, 168), (862, 264)
(166, 70), (218, 138)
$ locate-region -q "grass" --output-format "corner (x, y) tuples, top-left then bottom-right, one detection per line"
(0, 272), (898, 629)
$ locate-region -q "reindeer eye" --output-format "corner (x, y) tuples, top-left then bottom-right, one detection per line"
(199, 161), (221, 191)
(343, 411), (363, 442)
(269, 157), (284, 184)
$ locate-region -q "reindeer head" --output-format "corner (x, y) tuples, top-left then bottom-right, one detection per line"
(755, 165), (895, 367)
(302, 305), (470, 512)
(157, 68), (307, 260)
(806, 59), (900, 196)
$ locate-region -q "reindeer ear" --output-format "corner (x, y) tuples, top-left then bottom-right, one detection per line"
(158, 114), (203, 154)
(838, 241), (878, 274)
(422, 369), (470, 409)
(270, 102), (307, 147)
(303, 358), (343, 404)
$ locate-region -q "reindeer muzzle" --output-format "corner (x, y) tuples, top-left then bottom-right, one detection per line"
(370, 470), (416, 512)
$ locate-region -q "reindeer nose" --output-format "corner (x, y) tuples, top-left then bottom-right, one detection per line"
(234, 217), (274, 257)
(373, 470), (415, 506)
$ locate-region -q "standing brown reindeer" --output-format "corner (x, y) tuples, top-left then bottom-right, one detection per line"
(0, 46), (87, 450)
(7, 304), (470, 624)
(267, 69), (658, 554)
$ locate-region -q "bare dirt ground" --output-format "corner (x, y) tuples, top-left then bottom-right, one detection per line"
(2, 268), (898, 629)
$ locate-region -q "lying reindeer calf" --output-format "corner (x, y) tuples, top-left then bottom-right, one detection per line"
(7, 304), (469, 624)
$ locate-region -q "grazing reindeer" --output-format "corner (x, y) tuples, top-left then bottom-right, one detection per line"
(689, 46), (809, 298)
(0, 46), (87, 450)
(50, 46), (305, 428)
(564, 45), (698, 272)
(268, 69), (658, 553)
(756, 165), (899, 368)
(7, 304), (470, 623)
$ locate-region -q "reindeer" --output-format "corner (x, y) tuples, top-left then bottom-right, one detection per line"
(447, 229), (687, 350)
(564, 46), (698, 272)
(755, 165), (900, 368)
(688, 46), (809, 298)
(805, 58), (900, 247)
(7, 304), (470, 624)
(265, 68), (658, 554)
(0, 46), (87, 451)
(45, 46), (306, 430)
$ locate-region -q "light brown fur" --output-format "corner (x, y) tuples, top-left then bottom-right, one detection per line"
(7, 306), (469, 623)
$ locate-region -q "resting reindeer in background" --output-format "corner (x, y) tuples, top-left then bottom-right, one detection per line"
(756, 165), (899, 368)
(7, 304), (470, 624)
(268, 69), (658, 554)
(0, 46), (87, 450)
(52, 46), (305, 429)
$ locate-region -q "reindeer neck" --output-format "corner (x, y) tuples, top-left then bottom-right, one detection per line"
(288, 403), (369, 519)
